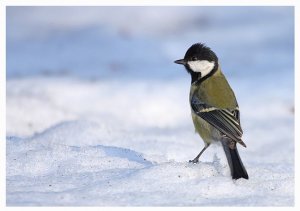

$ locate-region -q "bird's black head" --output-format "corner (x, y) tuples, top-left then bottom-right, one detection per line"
(174, 43), (219, 84)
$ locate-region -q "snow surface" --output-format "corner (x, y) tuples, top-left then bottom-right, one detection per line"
(6, 7), (294, 206)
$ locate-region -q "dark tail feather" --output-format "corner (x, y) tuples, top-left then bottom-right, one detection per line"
(221, 140), (249, 180)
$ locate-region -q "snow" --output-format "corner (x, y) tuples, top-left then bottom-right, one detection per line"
(6, 7), (294, 206)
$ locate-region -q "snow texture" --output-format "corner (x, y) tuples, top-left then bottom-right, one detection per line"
(6, 7), (294, 206)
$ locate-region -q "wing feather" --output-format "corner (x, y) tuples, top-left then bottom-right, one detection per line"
(191, 96), (246, 147)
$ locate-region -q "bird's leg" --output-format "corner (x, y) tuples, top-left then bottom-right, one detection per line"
(189, 143), (210, 163)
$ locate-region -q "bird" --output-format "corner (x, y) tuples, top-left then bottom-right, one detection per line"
(174, 43), (248, 180)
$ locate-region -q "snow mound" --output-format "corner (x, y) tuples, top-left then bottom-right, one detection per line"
(7, 121), (152, 178)
(6, 119), (294, 206)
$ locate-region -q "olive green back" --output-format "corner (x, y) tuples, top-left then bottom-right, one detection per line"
(190, 67), (238, 109)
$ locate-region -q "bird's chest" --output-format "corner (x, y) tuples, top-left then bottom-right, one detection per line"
(189, 74), (236, 142)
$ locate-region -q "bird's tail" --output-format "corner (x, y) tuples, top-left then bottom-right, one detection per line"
(221, 139), (248, 180)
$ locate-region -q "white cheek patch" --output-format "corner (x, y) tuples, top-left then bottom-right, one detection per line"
(188, 60), (215, 77)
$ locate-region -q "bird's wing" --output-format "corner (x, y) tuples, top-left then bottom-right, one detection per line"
(191, 95), (246, 147)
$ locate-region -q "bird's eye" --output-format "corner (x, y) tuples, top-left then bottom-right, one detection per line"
(191, 56), (197, 61)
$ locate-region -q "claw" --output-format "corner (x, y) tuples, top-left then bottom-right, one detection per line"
(189, 159), (199, 164)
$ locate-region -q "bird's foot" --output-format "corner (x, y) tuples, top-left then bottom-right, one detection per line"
(189, 159), (199, 164)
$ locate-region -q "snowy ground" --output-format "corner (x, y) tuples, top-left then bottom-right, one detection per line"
(6, 7), (294, 206)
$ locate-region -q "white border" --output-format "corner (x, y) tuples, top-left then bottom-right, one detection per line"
(1, 0), (298, 209)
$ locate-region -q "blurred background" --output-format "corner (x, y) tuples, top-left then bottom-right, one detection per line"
(6, 6), (295, 158)
(7, 6), (294, 80)
(6, 6), (294, 161)
(7, 6), (294, 136)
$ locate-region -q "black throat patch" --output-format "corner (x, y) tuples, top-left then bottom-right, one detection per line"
(190, 63), (219, 85)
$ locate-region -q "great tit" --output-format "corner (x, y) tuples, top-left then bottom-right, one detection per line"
(174, 43), (248, 180)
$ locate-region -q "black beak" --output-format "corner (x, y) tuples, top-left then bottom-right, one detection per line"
(174, 59), (186, 65)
